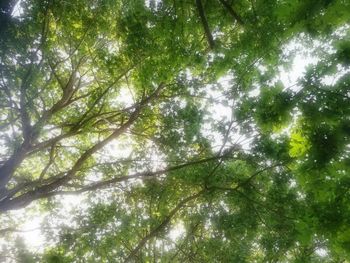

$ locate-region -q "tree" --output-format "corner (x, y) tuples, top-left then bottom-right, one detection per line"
(0, 0), (349, 262)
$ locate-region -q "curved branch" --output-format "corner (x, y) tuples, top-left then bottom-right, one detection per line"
(38, 152), (232, 197)
(124, 190), (205, 262)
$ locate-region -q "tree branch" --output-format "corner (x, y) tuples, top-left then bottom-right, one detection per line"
(42, 152), (232, 197)
(195, 0), (215, 49)
(0, 84), (166, 212)
(218, 0), (244, 25)
(124, 190), (205, 262)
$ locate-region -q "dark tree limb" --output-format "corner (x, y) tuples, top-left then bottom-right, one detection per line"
(195, 0), (215, 49)
(19, 67), (33, 142)
(0, 55), (118, 192)
(0, 84), (166, 212)
(0, 60), (82, 191)
(43, 152), (232, 196)
(0, 147), (233, 212)
(218, 0), (244, 25)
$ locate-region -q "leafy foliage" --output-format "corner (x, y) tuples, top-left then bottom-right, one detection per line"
(0, 0), (349, 262)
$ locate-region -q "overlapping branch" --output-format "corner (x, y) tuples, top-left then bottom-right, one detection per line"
(125, 163), (281, 261)
(0, 83), (166, 211)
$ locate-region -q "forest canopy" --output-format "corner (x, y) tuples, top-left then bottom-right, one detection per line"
(0, 0), (349, 262)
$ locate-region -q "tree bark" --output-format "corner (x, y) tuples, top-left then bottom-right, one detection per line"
(195, 0), (215, 49)
(0, 149), (231, 212)
(218, 0), (244, 25)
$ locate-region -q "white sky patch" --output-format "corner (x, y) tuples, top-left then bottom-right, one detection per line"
(0, 206), (48, 254)
(146, 143), (168, 171)
(145, 0), (162, 10)
(201, 74), (235, 151)
(168, 221), (185, 241)
(101, 135), (134, 161)
(248, 84), (260, 97)
(277, 29), (349, 92)
(320, 64), (350, 86)
(21, 215), (46, 251)
(5, 194), (86, 255)
(219, 200), (229, 212)
(279, 54), (318, 92)
(315, 248), (328, 257)
(110, 86), (135, 108)
(277, 36), (323, 92)
(106, 41), (120, 54)
(11, 0), (23, 17)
